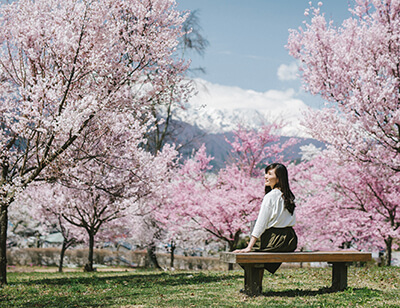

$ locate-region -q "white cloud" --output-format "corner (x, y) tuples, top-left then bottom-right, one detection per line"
(277, 62), (298, 81)
(181, 78), (311, 137)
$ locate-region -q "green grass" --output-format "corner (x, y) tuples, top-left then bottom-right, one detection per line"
(0, 266), (399, 307)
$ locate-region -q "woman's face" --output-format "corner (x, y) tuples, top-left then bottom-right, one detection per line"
(265, 168), (278, 188)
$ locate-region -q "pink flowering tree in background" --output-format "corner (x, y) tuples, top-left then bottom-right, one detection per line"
(287, 0), (400, 173)
(41, 113), (179, 272)
(287, 0), (400, 263)
(291, 146), (400, 265)
(127, 145), (204, 269)
(13, 185), (86, 272)
(0, 0), (189, 284)
(129, 209), (210, 269)
(31, 181), (132, 273)
(138, 10), (210, 268)
(147, 147), (214, 268)
(17, 132), (179, 272)
(163, 125), (297, 262)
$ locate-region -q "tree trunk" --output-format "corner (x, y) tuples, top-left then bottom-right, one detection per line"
(385, 237), (393, 266)
(84, 231), (95, 272)
(59, 240), (68, 273)
(169, 240), (175, 269)
(147, 242), (161, 269)
(227, 241), (235, 271)
(0, 204), (8, 285)
(227, 232), (241, 271)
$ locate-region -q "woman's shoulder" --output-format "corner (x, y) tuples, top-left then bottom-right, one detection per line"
(263, 189), (282, 201)
(267, 189), (282, 196)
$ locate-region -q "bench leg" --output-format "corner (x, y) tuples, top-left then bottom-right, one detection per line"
(239, 264), (264, 296)
(331, 262), (348, 291)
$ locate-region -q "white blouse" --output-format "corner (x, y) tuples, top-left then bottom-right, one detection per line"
(251, 189), (296, 239)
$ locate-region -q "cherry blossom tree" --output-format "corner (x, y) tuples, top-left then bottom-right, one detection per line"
(145, 9), (209, 155)
(48, 112), (179, 271)
(117, 9), (209, 269)
(287, 0), (400, 263)
(13, 184), (85, 272)
(14, 113), (180, 272)
(0, 0), (189, 284)
(287, 0), (400, 172)
(144, 163), (212, 269)
(124, 141), (185, 269)
(291, 146), (400, 265)
(164, 125), (297, 257)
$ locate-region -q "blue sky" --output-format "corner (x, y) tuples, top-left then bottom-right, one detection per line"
(0, 0), (352, 109)
(0, 0), (355, 133)
(176, 0), (353, 109)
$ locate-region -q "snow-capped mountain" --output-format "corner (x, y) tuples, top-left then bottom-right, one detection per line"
(174, 78), (310, 138)
(175, 107), (266, 133)
(174, 106), (306, 137)
(156, 79), (323, 169)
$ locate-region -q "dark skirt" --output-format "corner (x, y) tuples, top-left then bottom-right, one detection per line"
(252, 226), (297, 274)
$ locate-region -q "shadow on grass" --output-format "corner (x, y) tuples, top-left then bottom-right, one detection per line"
(262, 287), (339, 297)
(11, 270), (237, 288)
(260, 287), (381, 298)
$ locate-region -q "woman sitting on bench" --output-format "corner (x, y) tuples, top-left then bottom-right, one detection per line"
(234, 163), (298, 274)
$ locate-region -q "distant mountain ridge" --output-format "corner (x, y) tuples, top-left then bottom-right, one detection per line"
(173, 106), (308, 138)
(162, 118), (324, 170)
(177, 78), (310, 138)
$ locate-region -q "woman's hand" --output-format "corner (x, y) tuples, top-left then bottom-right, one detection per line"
(233, 236), (258, 253)
(233, 246), (252, 253)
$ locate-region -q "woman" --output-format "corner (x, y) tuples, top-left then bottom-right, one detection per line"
(234, 163), (297, 274)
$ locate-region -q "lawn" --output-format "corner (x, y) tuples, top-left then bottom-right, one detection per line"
(0, 265), (399, 307)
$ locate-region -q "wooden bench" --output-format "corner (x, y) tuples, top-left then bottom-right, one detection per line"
(220, 251), (372, 296)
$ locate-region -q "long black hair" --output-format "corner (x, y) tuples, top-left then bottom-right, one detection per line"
(265, 163), (296, 215)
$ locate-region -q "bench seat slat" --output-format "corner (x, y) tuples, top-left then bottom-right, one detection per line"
(221, 251), (372, 264)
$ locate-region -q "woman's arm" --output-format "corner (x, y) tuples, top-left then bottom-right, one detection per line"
(233, 192), (276, 253)
(233, 236), (258, 253)
(251, 193), (274, 239)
